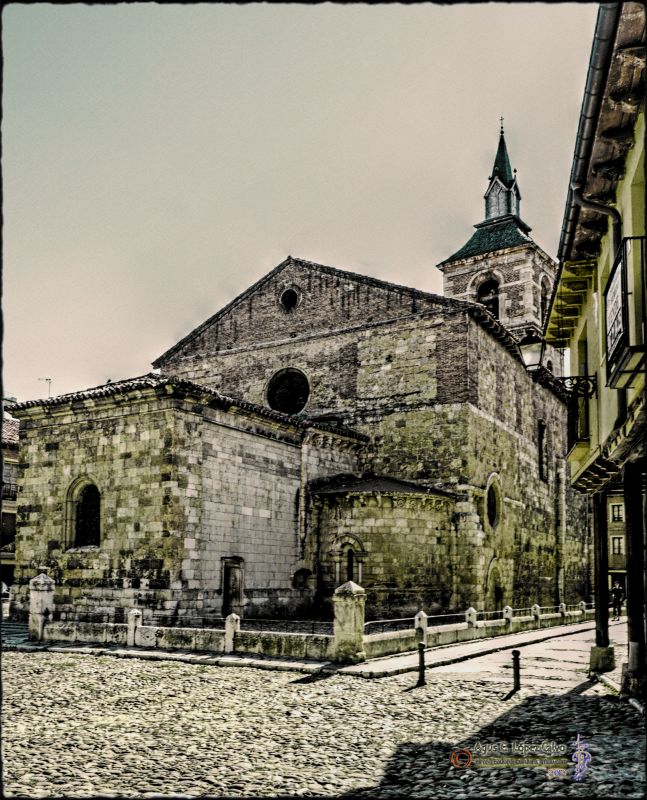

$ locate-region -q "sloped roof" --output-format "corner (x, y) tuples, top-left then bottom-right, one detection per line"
(6, 374), (368, 441)
(1, 417), (19, 447)
(153, 255), (467, 367)
(308, 472), (456, 498)
(438, 215), (534, 267)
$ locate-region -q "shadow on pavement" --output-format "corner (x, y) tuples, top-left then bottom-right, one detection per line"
(567, 678), (600, 696)
(291, 670), (338, 684)
(338, 692), (644, 799)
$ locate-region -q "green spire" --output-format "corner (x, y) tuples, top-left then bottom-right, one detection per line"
(484, 120), (520, 221)
(491, 122), (514, 186)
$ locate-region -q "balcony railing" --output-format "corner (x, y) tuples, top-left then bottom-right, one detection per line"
(1, 484), (17, 501)
(561, 376), (597, 451)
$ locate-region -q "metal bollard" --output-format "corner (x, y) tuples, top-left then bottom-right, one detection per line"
(416, 641), (426, 687)
(512, 649), (521, 690)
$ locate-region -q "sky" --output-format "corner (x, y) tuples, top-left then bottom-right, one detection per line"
(3, 2), (599, 402)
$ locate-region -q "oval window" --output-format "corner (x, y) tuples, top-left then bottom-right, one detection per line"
(267, 368), (309, 414)
(280, 289), (299, 311)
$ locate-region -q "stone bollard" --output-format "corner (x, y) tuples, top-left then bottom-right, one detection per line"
(578, 601), (587, 614)
(503, 605), (513, 626)
(127, 609), (142, 647)
(416, 641), (426, 687)
(224, 613), (240, 654)
(333, 581), (366, 664)
(29, 573), (55, 642)
(512, 649), (521, 690)
(414, 609), (428, 643)
(465, 607), (477, 628)
(531, 604), (541, 626)
(559, 602), (567, 619)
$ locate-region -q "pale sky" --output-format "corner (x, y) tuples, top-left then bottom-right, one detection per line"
(3, 2), (599, 402)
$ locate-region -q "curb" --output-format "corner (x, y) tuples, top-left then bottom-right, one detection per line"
(3, 621), (603, 680)
(593, 672), (645, 715)
(346, 622), (599, 678)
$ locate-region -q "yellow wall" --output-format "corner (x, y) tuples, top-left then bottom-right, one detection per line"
(568, 112), (644, 482)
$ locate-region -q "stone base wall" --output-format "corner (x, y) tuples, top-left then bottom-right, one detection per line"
(363, 609), (596, 659)
(10, 585), (324, 626)
(38, 609), (595, 662)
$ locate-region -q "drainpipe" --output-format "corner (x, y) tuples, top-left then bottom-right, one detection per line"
(571, 183), (622, 258)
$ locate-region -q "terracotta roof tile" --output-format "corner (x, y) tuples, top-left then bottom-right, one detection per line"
(1, 417), (19, 447)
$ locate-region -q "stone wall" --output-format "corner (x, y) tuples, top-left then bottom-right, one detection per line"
(175, 403), (361, 616)
(11, 384), (363, 621)
(441, 245), (558, 338)
(12, 393), (186, 620)
(155, 268), (589, 613)
(156, 258), (448, 374)
(158, 309), (451, 425)
(313, 491), (457, 617)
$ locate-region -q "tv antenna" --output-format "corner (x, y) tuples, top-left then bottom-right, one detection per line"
(38, 377), (52, 397)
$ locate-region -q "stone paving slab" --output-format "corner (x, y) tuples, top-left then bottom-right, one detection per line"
(2, 643), (644, 799)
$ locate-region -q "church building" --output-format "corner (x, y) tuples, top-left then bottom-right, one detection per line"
(9, 131), (589, 623)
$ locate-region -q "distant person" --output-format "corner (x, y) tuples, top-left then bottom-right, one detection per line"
(611, 581), (624, 620)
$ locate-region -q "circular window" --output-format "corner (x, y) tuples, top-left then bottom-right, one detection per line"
(267, 368), (309, 414)
(280, 288), (299, 312)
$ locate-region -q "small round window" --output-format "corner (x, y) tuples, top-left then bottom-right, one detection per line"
(267, 368), (309, 414)
(280, 288), (299, 312)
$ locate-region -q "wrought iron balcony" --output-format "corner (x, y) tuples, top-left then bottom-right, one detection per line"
(528, 368), (597, 451)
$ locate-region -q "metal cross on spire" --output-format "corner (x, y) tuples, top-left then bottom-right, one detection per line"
(500, 116), (504, 134)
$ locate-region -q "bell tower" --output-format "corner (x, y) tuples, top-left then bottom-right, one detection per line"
(438, 122), (558, 345)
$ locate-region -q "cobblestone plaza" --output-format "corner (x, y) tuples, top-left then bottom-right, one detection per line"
(2, 628), (644, 799)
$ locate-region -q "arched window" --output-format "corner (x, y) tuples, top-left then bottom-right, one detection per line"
(74, 484), (100, 547)
(486, 485), (498, 528)
(477, 279), (500, 320)
(346, 548), (355, 583)
(540, 278), (551, 324)
(488, 184), (504, 218)
(538, 420), (548, 482)
(332, 535), (366, 586)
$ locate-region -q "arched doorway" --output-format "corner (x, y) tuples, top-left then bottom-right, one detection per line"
(486, 559), (505, 611)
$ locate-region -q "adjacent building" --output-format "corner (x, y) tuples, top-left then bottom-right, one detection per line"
(545, 2), (645, 695)
(1, 416), (19, 591)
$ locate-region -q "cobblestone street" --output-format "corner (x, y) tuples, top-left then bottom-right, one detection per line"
(2, 636), (644, 799)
